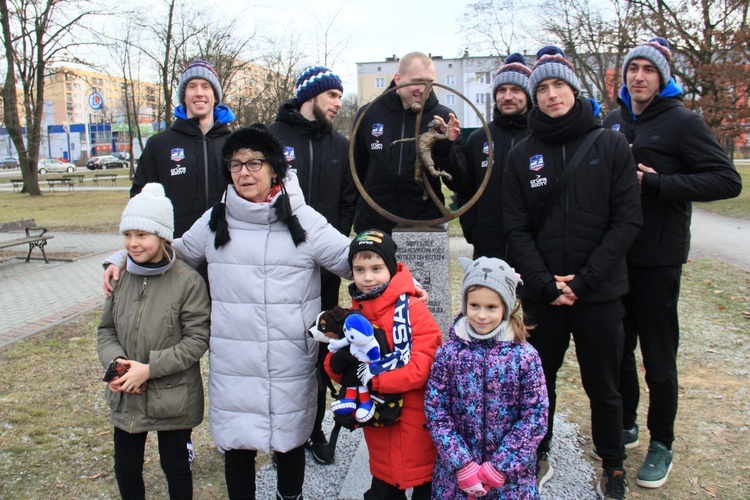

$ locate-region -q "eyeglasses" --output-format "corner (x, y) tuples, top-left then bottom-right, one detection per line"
(227, 158), (266, 173)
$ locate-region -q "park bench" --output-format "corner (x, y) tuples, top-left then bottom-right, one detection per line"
(62, 173), (85, 187)
(0, 218), (54, 263)
(93, 173), (118, 186)
(45, 177), (74, 191)
(10, 178), (23, 191)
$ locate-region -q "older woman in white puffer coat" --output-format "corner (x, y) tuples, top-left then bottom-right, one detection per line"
(174, 124), (352, 500)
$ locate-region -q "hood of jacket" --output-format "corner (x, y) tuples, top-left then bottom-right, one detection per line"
(274, 98), (332, 138)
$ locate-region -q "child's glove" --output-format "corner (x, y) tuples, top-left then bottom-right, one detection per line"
(457, 461), (487, 497)
(357, 362), (374, 386)
(478, 462), (506, 489)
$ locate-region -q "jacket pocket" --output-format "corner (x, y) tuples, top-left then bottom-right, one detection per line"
(106, 387), (124, 412)
(146, 373), (188, 419)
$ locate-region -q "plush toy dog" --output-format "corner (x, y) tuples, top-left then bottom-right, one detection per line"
(328, 314), (381, 422)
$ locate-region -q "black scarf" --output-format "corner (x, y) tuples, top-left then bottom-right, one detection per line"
(493, 106), (530, 132)
(528, 96), (599, 144)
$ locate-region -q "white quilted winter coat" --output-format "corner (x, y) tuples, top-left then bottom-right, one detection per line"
(175, 172), (351, 453)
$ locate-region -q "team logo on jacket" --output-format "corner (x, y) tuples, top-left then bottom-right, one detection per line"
(530, 174), (547, 188)
(482, 141), (494, 155)
(372, 123), (384, 137)
(170, 166), (186, 176)
(283, 146), (295, 162)
(170, 148), (185, 162)
(529, 154), (544, 172)
(611, 124), (621, 132)
(371, 140), (383, 150)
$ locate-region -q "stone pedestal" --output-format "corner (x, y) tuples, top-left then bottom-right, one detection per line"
(392, 225), (450, 335)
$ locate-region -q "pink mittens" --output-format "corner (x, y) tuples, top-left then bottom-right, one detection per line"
(457, 461), (487, 497)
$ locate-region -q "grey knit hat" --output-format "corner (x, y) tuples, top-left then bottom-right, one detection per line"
(120, 183), (174, 242)
(295, 66), (344, 104)
(177, 59), (222, 105)
(529, 46), (581, 103)
(622, 37), (672, 89)
(459, 256), (522, 320)
(492, 53), (532, 103)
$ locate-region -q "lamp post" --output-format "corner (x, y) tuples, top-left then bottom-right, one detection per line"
(63, 121), (71, 161)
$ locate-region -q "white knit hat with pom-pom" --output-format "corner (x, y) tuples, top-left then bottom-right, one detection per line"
(119, 183), (174, 242)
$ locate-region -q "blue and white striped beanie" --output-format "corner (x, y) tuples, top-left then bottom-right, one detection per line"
(529, 46), (581, 103)
(492, 53), (532, 102)
(622, 37), (672, 89)
(295, 66), (344, 104)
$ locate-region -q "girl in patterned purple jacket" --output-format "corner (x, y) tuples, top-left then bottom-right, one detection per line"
(425, 256), (549, 499)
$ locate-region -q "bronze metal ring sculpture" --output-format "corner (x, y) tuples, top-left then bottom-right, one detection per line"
(349, 81), (494, 226)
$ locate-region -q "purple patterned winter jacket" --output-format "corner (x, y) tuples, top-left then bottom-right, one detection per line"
(424, 314), (548, 499)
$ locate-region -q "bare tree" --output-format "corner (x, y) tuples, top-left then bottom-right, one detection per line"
(306, 1), (351, 68)
(630, 0), (750, 155)
(540, 0), (644, 112)
(235, 31), (304, 126)
(1, 0), (99, 195)
(458, 0), (534, 56)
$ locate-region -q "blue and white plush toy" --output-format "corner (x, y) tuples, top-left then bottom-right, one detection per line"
(329, 314), (380, 422)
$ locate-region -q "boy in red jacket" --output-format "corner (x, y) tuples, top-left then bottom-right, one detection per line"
(325, 229), (442, 499)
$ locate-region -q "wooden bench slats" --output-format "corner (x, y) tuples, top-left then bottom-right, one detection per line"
(0, 220), (54, 263)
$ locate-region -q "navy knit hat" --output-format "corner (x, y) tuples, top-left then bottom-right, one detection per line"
(529, 46), (581, 103)
(348, 229), (398, 277)
(492, 53), (532, 102)
(295, 66), (344, 104)
(622, 37), (672, 89)
(178, 59), (222, 105)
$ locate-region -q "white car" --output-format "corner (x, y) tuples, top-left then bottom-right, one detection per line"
(38, 159), (76, 175)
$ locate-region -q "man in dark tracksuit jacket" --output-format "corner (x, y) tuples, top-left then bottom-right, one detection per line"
(353, 52), (463, 234)
(503, 46), (642, 498)
(267, 66), (356, 465)
(132, 59), (233, 239)
(603, 37), (742, 489)
(452, 53), (532, 259)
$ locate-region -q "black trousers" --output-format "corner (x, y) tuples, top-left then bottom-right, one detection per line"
(113, 427), (193, 499)
(363, 476), (431, 500)
(524, 299), (626, 469)
(621, 264), (681, 448)
(311, 276), (342, 440)
(224, 445), (305, 499)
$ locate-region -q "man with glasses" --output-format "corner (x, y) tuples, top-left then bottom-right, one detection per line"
(267, 66), (357, 465)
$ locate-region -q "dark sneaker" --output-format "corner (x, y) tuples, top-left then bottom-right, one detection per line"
(536, 452), (554, 491)
(597, 467), (628, 499)
(636, 441), (673, 488)
(591, 424), (640, 460)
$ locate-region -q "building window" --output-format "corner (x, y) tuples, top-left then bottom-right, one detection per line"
(445, 94), (456, 105)
(445, 74), (456, 86)
(375, 77), (385, 88)
(475, 72), (486, 84)
(475, 93), (485, 104)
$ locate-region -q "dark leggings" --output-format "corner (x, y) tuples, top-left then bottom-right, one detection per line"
(113, 427), (193, 499)
(364, 476), (432, 500)
(224, 445), (305, 499)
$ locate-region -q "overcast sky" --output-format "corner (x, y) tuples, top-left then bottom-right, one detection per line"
(239, 0), (471, 94)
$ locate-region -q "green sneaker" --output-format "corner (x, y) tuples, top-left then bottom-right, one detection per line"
(590, 424), (639, 460)
(636, 441), (673, 488)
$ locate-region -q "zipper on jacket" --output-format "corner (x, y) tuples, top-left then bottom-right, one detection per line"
(561, 144), (570, 273)
(481, 343), (488, 461)
(130, 277), (148, 433)
(397, 113), (407, 176)
(202, 135), (210, 210)
(307, 139), (314, 200)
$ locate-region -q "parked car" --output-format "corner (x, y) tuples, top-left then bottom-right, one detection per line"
(86, 155), (128, 170)
(38, 158), (76, 175)
(112, 152), (131, 162)
(2, 157), (19, 169)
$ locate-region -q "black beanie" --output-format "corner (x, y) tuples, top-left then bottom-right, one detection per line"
(348, 229), (398, 277)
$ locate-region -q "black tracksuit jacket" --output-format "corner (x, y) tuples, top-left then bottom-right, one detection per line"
(603, 95), (742, 268)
